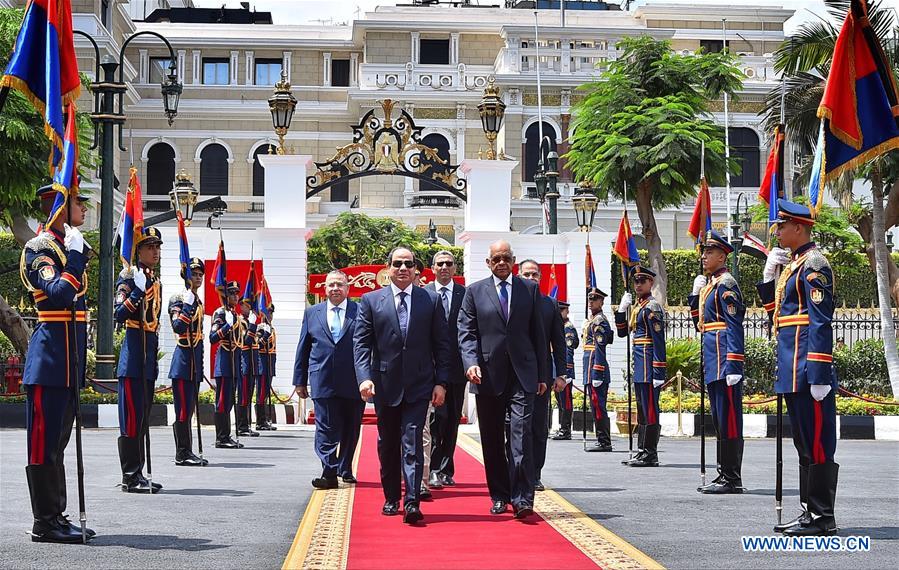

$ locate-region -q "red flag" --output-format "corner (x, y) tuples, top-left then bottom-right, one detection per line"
(687, 177), (712, 245)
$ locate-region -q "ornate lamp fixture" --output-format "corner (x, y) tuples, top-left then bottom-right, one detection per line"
(169, 169), (199, 225)
(268, 68), (297, 155)
(478, 76), (506, 160)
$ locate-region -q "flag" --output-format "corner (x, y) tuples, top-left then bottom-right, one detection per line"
(118, 167), (144, 267)
(176, 210), (191, 287)
(759, 124), (785, 227)
(211, 239), (228, 307)
(1, 0), (81, 164)
(687, 176), (713, 246)
(741, 231), (770, 261)
(547, 263), (559, 299)
(242, 260), (258, 308)
(257, 274), (273, 320)
(585, 243), (597, 290)
(46, 103), (78, 227)
(812, 0), (899, 216)
(613, 211), (640, 287)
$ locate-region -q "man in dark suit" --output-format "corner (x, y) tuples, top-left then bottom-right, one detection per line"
(294, 270), (365, 489)
(517, 260), (567, 491)
(458, 240), (548, 519)
(354, 247), (452, 524)
(425, 250), (467, 488)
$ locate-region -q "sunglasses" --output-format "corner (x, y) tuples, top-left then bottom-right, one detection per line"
(490, 254), (513, 263)
(435, 261), (454, 267)
(391, 260), (415, 269)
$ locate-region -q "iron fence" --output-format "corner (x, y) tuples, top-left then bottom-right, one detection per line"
(665, 306), (898, 347)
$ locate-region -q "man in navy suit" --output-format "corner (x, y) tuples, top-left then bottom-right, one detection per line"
(294, 270), (365, 489)
(458, 240), (548, 519)
(354, 247), (452, 524)
(425, 251), (468, 488)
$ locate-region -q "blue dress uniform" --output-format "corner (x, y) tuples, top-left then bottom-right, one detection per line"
(256, 314), (277, 430)
(758, 200), (839, 536)
(167, 257), (207, 466)
(615, 266), (666, 467)
(20, 193), (95, 543)
(237, 309), (260, 436)
(210, 280), (243, 448)
(114, 227), (164, 493)
(552, 304), (578, 440)
(583, 289), (615, 452)
(688, 232), (746, 493)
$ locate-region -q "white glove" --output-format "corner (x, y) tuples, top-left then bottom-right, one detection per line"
(763, 247), (791, 282)
(810, 384), (832, 401)
(591, 379), (603, 387)
(132, 267), (147, 292)
(63, 224), (84, 254)
(225, 311), (234, 326)
(691, 274), (707, 296)
(183, 289), (195, 306)
(726, 374), (742, 386)
(618, 292), (632, 312)
(260, 323), (270, 334)
(248, 312), (258, 325)
(653, 379), (664, 388)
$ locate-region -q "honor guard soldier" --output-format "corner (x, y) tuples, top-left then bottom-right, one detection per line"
(583, 288), (615, 452)
(210, 281), (243, 448)
(552, 301), (578, 440)
(167, 257), (207, 466)
(759, 200), (839, 537)
(689, 231), (745, 493)
(237, 295), (260, 437)
(115, 226), (164, 493)
(21, 186), (95, 542)
(615, 266), (666, 467)
(256, 306), (277, 430)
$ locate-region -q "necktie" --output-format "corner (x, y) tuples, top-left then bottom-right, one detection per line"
(397, 292), (409, 339)
(440, 287), (450, 317)
(499, 281), (509, 322)
(330, 307), (341, 342)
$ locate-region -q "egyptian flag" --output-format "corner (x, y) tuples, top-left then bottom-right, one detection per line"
(46, 103), (78, 227)
(1, 0), (81, 165)
(612, 212), (640, 287)
(118, 167), (144, 267)
(176, 210), (191, 287)
(687, 176), (713, 247)
(758, 124), (785, 229)
(741, 232), (770, 261)
(211, 239), (227, 307)
(810, 0), (899, 216)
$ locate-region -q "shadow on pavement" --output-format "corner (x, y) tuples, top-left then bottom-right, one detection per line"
(743, 488), (800, 496)
(839, 526), (899, 540)
(91, 534), (229, 551)
(159, 488), (254, 497)
(204, 463), (275, 469)
(551, 487), (625, 493)
(234, 446), (296, 451)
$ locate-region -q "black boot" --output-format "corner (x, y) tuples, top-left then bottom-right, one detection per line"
(174, 421), (205, 466)
(597, 417), (613, 450)
(699, 439), (744, 493)
(554, 407), (572, 439)
(255, 404), (271, 431)
(214, 412), (243, 448)
(623, 425), (647, 464)
(629, 424), (660, 467)
(266, 403), (278, 430)
(118, 436), (153, 493)
(26, 465), (84, 543)
(237, 406), (259, 437)
(54, 457), (96, 538)
(775, 461), (811, 532)
(784, 462), (839, 536)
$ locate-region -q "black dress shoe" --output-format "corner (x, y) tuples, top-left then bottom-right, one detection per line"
(30, 519), (84, 543)
(175, 452), (206, 467)
(311, 477), (339, 489)
(586, 443), (613, 452)
(513, 503), (534, 519)
(57, 515), (96, 539)
(419, 486), (433, 500)
(428, 472), (444, 489)
(215, 438), (244, 449)
(552, 432), (571, 440)
(341, 475), (357, 484)
(535, 480), (545, 492)
(237, 428), (260, 437)
(382, 501), (400, 516)
(439, 474), (456, 487)
(121, 478), (153, 494)
(403, 503), (423, 524)
(774, 511), (812, 533)
(490, 500), (508, 515)
(138, 475), (162, 493)
(782, 519), (839, 537)
(697, 481), (743, 494)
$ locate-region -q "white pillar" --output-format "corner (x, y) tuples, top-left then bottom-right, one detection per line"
(411, 32), (420, 64)
(191, 50), (201, 84)
(350, 52), (359, 87)
(323, 52), (332, 86)
(460, 159), (516, 233)
(230, 50), (239, 85)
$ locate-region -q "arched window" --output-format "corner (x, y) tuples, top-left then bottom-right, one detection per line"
(200, 143), (229, 196)
(730, 128), (761, 188)
(523, 121), (557, 183)
(252, 144), (275, 196)
(146, 143), (175, 196)
(419, 133), (451, 193)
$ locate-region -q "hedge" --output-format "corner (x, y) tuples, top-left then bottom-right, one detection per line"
(611, 249), (898, 309)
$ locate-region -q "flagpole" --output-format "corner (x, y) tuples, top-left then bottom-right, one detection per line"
(622, 181), (634, 462)
(722, 19), (732, 241)
(534, 10), (548, 235)
(698, 141), (707, 490)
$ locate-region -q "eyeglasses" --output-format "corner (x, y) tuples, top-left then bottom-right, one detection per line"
(435, 261), (454, 267)
(391, 260), (415, 269)
(489, 254), (513, 263)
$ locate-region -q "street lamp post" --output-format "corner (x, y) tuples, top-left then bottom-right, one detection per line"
(730, 192), (751, 281)
(74, 30), (182, 382)
(533, 137), (560, 234)
(268, 69), (297, 155)
(477, 77), (506, 161)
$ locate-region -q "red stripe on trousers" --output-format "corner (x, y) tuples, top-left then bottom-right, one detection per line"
(647, 385), (657, 425)
(124, 379), (137, 437)
(177, 380), (187, 422)
(216, 378), (225, 412)
(812, 399), (826, 464)
(242, 375), (249, 406)
(590, 386), (603, 421)
(725, 384), (738, 439)
(30, 386), (45, 465)
(565, 384), (572, 411)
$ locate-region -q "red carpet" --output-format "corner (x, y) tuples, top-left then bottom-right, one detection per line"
(345, 426), (599, 569)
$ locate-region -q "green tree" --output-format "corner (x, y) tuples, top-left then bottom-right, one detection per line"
(566, 36), (743, 305)
(764, 0), (899, 396)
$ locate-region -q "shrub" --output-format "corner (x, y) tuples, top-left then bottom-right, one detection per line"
(834, 338), (891, 397)
(743, 337), (775, 395)
(665, 338), (700, 381)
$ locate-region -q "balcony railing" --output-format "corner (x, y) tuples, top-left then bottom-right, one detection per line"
(358, 62), (494, 92)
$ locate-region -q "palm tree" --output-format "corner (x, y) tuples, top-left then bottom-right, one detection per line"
(763, 0), (899, 397)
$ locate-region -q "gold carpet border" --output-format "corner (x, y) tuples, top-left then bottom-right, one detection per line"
(282, 430), (362, 570)
(456, 432), (664, 570)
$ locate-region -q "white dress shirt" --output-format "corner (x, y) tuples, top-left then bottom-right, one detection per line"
(390, 282), (415, 321)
